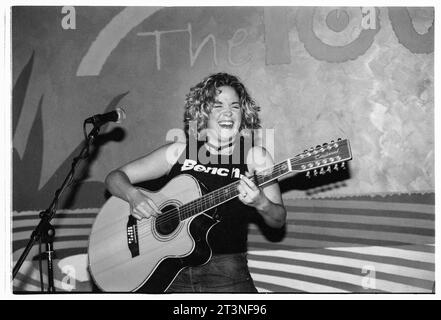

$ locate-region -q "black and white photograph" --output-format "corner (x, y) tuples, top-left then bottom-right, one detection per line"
(5, 2), (436, 297)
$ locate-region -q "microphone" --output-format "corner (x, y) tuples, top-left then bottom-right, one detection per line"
(85, 107), (126, 125)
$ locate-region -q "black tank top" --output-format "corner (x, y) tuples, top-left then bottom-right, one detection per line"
(166, 136), (256, 254)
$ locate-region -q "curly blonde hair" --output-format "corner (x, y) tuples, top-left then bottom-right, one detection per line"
(184, 73), (261, 138)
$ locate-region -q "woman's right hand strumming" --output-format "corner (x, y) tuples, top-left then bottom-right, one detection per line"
(104, 143), (186, 221)
(127, 188), (162, 220)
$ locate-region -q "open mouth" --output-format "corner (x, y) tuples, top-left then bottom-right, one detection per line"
(218, 120), (234, 129)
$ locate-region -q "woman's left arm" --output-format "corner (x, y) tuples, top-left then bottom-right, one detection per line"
(237, 146), (287, 228)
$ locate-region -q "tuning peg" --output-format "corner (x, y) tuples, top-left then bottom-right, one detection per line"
(333, 164), (339, 171)
(330, 140), (334, 144)
(341, 162), (346, 169)
(326, 166), (332, 173)
(319, 167), (325, 175)
(313, 169), (318, 176)
(337, 138), (342, 141)
(306, 171), (311, 179)
(322, 142), (328, 146)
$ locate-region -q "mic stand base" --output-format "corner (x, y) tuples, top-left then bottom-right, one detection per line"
(40, 214), (56, 293)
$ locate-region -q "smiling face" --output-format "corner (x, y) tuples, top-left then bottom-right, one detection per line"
(206, 86), (242, 145)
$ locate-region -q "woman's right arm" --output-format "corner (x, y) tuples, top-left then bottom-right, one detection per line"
(105, 142), (186, 220)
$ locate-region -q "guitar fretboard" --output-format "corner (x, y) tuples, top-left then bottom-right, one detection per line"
(175, 138), (351, 221)
(177, 159), (293, 220)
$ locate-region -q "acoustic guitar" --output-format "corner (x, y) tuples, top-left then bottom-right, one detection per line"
(88, 139), (352, 292)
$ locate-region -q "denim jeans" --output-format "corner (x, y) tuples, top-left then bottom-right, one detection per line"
(166, 253), (258, 293)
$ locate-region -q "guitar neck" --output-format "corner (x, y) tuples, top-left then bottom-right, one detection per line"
(178, 159), (293, 221)
(178, 139), (352, 221)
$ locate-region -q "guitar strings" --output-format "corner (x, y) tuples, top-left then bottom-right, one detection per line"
(90, 147), (347, 270)
(134, 152), (347, 241)
(95, 143), (345, 237)
(90, 156), (347, 270)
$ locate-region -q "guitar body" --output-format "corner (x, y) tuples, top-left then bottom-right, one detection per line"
(88, 174), (218, 292)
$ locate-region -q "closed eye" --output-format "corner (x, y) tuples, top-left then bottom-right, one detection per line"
(212, 101), (240, 109)
(213, 100), (223, 108)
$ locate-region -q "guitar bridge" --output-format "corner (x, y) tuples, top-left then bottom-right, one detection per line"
(127, 215), (140, 258)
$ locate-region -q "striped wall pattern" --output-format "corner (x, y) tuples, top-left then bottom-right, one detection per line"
(12, 193), (435, 293)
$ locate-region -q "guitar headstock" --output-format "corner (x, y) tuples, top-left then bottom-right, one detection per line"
(291, 138), (352, 178)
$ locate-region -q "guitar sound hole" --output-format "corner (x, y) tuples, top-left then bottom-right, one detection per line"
(155, 205), (180, 236)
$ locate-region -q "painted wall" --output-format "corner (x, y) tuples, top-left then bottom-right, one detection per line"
(13, 6), (434, 211)
(12, 6), (434, 293)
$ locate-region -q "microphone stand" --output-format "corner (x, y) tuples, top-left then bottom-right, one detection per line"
(13, 122), (102, 292)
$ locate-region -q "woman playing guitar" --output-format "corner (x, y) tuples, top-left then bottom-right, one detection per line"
(104, 72), (287, 293)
